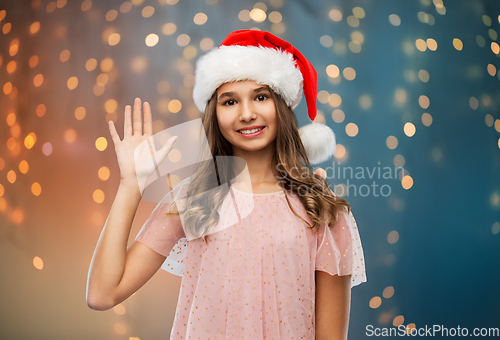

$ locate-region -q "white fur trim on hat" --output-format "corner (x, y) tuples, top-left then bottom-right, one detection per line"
(193, 45), (303, 112)
(298, 122), (336, 164)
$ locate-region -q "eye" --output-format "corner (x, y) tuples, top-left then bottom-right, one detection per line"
(223, 99), (236, 106)
(256, 94), (269, 102)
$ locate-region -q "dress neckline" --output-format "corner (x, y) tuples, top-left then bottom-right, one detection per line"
(230, 186), (285, 196)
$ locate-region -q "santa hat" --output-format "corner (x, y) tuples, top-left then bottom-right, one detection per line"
(193, 29), (336, 164)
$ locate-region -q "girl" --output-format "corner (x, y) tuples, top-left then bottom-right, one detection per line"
(87, 30), (366, 339)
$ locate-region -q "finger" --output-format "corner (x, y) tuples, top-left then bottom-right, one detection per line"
(157, 136), (178, 163)
(108, 120), (121, 144)
(133, 97), (142, 135)
(124, 104), (132, 137)
(143, 101), (153, 136)
(314, 168), (327, 179)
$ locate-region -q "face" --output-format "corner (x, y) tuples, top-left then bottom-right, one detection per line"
(216, 80), (278, 156)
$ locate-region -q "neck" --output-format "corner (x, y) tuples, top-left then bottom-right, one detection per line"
(232, 145), (278, 186)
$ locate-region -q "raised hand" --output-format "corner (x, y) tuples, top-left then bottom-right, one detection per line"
(108, 98), (178, 191)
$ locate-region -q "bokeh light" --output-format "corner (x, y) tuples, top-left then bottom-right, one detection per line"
(393, 315), (405, 327)
(162, 23), (177, 35)
(332, 109), (345, 123)
(31, 182), (42, 196)
(168, 99), (182, 113)
(369, 296), (382, 309)
(145, 33), (159, 47)
(98, 166), (110, 181)
(194, 13), (208, 25)
(453, 38), (463, 50)
(421, 113), (433, 126)
(33, 256), (44, 270)
(42, 142), (53, 156)
(93, 189), (105, 203)
(343, 67), (356, 80)
(19, 160), (29, 174)
(345, 123), (359, 137)
(402, 175), (414, 189)
(404, 122), (416, 137)
(142, 5), (154, 18)
(333, 144), (347, 160)
(95, 137), (108, 151)
(329, 9), (342, 22)
(24, 133), (37, 149)
(108, 33), (121, 46)
(387, 231), (399, 244)
(64, 129), (77, 143)
(67, 76), (78, 90)
(177, 34), (190, 46)
(383, 286), (395, 299)
(86, 58), (97, 71)
(326, 65), (340, 78)
(386, 136), (398, 149)
(419, 95), (430, 109)
(250, 8), (266, 22)
(168, 149), (182, 163)
(33, 74), (44, 87)
(389, 14), (401, 26)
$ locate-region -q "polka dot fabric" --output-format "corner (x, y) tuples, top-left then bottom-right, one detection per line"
(135, 180), (366, 339)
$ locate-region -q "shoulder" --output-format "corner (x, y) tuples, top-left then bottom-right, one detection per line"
(157, 176), (192, 213)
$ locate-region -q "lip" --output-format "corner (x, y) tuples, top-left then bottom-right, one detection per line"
(237, 125), (265, 132)
(237, 126), (266, 138)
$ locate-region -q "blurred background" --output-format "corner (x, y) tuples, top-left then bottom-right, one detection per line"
(0, 0), (499, 339)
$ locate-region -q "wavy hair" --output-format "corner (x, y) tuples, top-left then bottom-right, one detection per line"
(171, 86), (351, 243)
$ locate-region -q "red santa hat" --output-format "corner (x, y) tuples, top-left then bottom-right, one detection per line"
(193, 29), (336, 164)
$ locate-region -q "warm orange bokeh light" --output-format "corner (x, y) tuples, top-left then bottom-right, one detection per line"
(30, 21), (41, 34)
(6, 112), (16, 126)
(19, 160), (29, 174)
(64, 129), (77, 143)
(369, 296), (382, 309)
(7, 170), (17, 183)
(6, 60), (16, 73)
(29, 55), (39, 67)
(31, 182), (42, 196)
(33, 74), (44, 87)
(3, 82), (12, 94)
(36, 104), (46, 117)
(11, 208), (24, 224)
(33, 256), (44, 270)
(24, 133), (37, 149)
(93, 189), (105, 203)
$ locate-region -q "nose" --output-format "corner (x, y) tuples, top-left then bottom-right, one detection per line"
(239, 100), (256, 122)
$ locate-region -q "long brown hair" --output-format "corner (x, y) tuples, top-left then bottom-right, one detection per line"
(172, 86), (350, 242)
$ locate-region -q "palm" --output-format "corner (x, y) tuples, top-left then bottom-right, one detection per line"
(108, 98), (177, 191)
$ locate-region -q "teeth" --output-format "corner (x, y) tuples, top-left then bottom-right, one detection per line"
(239, 127), (264, 134)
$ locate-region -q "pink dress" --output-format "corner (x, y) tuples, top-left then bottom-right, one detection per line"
(135, 177), (366, 339)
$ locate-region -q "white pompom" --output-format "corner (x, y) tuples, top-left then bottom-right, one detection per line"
(298, 122), (336, 164)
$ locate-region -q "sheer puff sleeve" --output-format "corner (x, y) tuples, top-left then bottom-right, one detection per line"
(315, 207), (367, 288)
(134, 177), (190, 276)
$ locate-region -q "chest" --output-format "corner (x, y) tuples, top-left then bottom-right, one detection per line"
(184, 191), (319, 280)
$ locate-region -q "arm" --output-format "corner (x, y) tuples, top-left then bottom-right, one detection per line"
(86, 180), (167, 311)
(86, 98), (177, 311)
(315, 272), (351, 340)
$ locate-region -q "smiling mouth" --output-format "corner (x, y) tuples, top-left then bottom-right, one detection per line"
(237, 127), (265, 135)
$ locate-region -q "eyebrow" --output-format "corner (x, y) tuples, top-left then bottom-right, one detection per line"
(217, 86), (270, 102)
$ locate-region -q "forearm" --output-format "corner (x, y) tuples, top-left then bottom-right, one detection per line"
(86, 179), (141, 309)
(315, 272), (351, 340)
